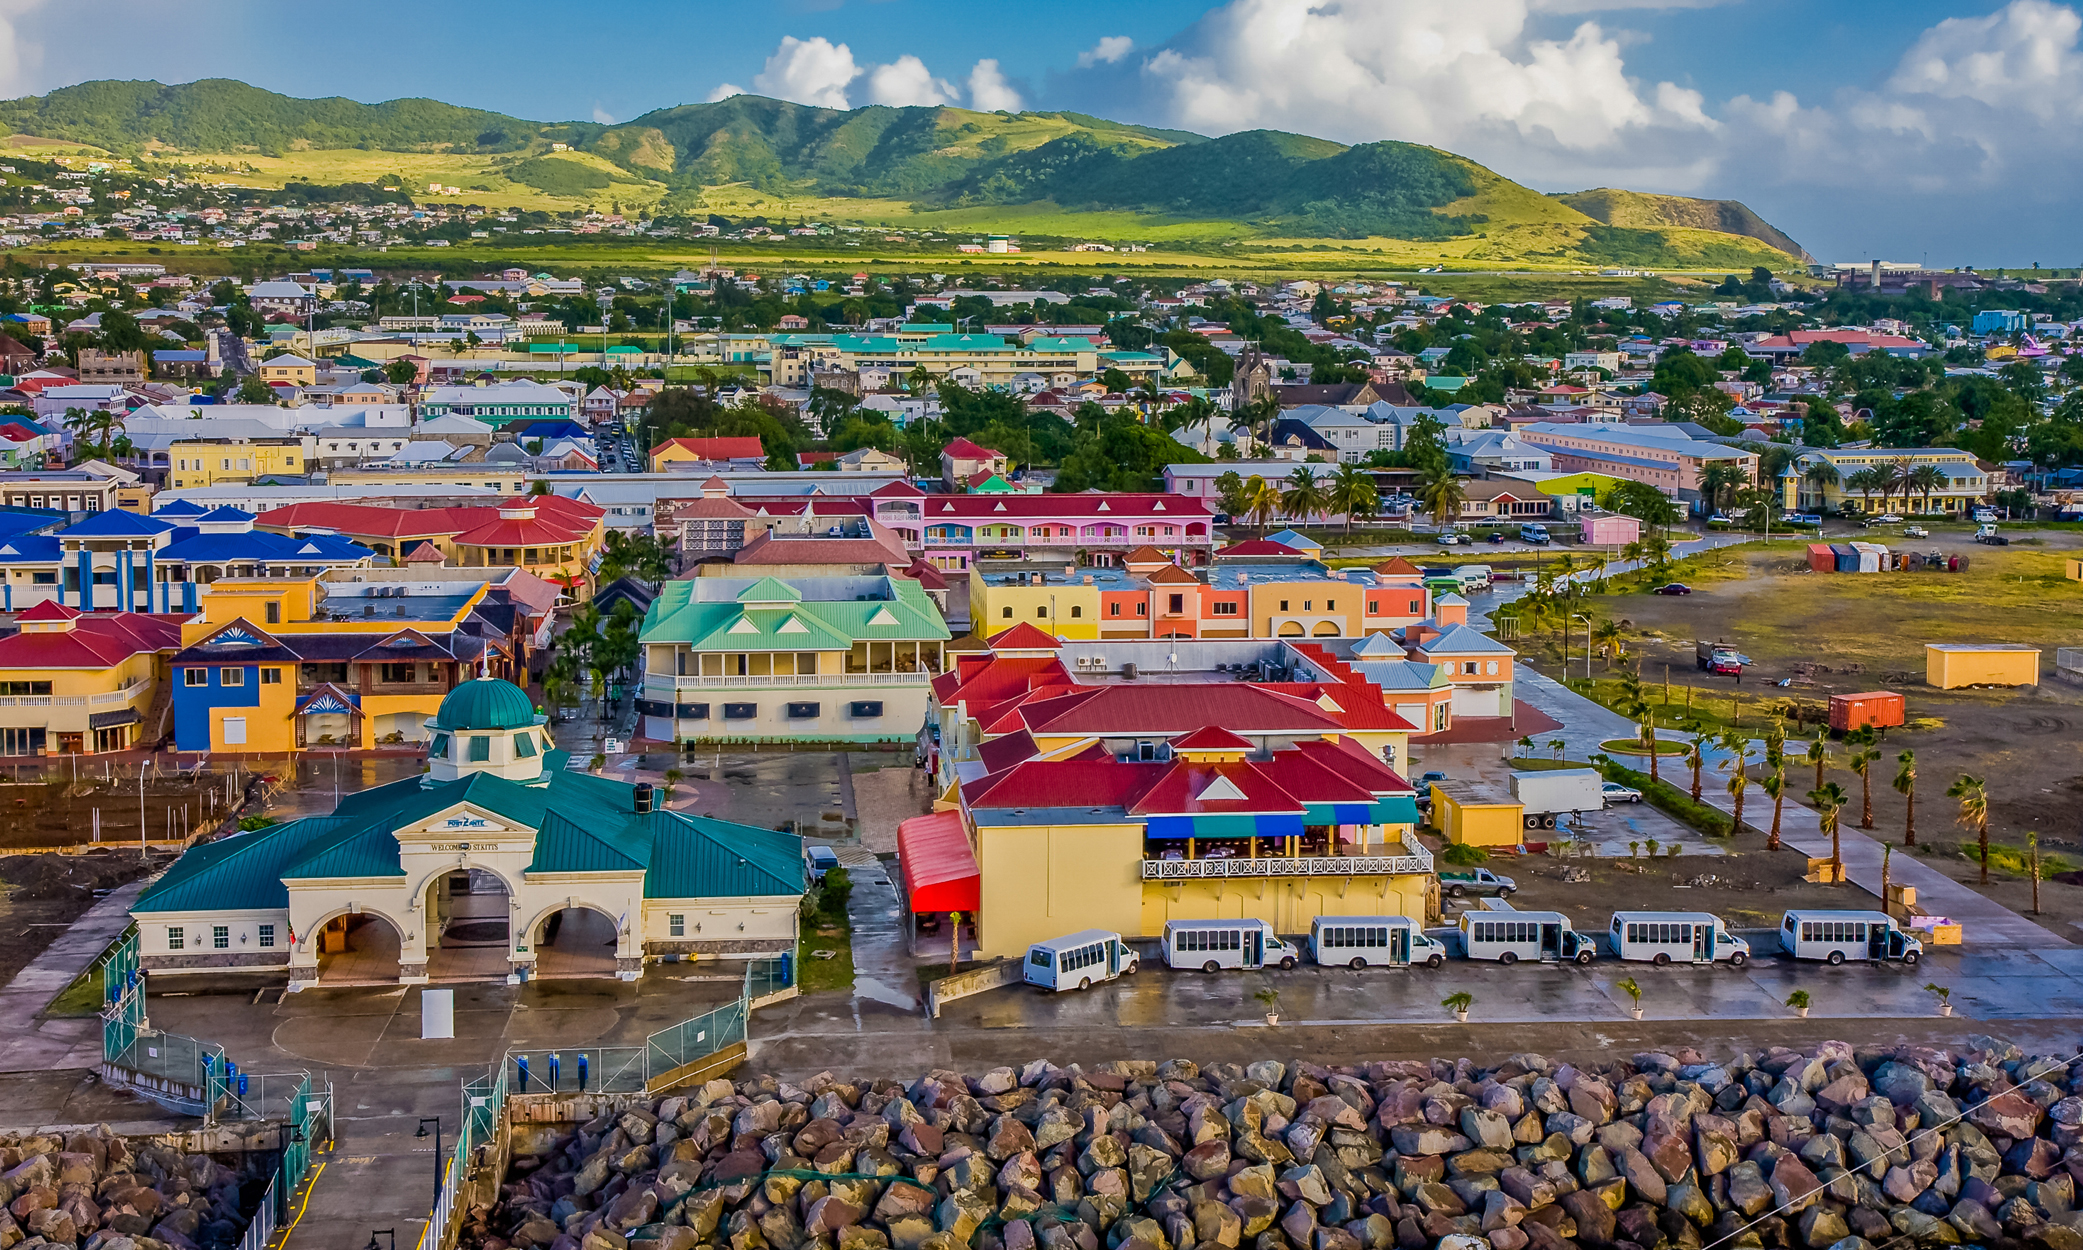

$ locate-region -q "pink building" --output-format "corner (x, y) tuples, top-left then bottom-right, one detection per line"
(866, 482), (1216, 572)
(1580, 514), (1642, 546)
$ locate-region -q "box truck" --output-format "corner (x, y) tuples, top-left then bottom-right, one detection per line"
(1508, 768), (1606, 830)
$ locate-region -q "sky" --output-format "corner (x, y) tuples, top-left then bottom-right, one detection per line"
(5, 0), (2080, 266)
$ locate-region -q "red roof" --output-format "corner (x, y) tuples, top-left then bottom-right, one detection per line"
(653, 436), (766, 461)
(1018, 684), (1343, 736)
(895, 811), (979, 914)
(1216, 540), (1304, 557)
(985, 622), (1063, 650)
(918, 493), (1213, 520)
(0, 610), (181, 668)
(1170, 726), (1253, 752)
(256, 496), (602, 542)
(1128, 761), (1301, 815)
(16, 601), (78, 622)
(943, 437), (1001, 460)
(1374, 557), (1424, 578)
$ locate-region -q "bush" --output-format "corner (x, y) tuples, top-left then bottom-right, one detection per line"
(1440, 842), (1489, 866)
(237, 815), (279, 831)
(1592, 757), (1731, 838)
(814, 864), (854, 922)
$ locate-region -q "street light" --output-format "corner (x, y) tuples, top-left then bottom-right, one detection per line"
(415, 1117), (443, 1208)
(1569, 613), (1593, 681)
(366, 1232), (396, 1250)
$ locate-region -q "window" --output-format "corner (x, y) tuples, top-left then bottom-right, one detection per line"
(1002, 606), (1013, 619)
(183, 668), (206, 687)
(265, 601), (280, 624)
(1036, 607), (1047, 619)
(1069, 605), (1082, 618)
(1486, 661), (1500, 675)
(1369, 600), (1379, 614)
(261, 668), (282, 685)
(258, 924), (274, 948)
(430, 733), (449, 758)
(1135, 603), (1146, 616)
(1168, 594), (1184, 614)
(1325, 599), (1335, 611)
(468, 735), (491, 762)
(514, 733), (537, 758)
(167, 926), (184, 951)
(669, 914), (686, 937)
(1279, 600), (1289, 612)
(221, 668), (245, 687)
(1109, 602), (1121, 616)
(379, 663), (416, 683)
(1211, 601), (1238, 616)
(212, 925), (229, 950)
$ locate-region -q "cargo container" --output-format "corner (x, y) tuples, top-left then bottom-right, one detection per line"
(1806, 543), (1836, 574)
(1828, 691), (1906, 733)
(1851, 541), (1888, 573)
(1508, 768), (1605, 829)
(1832, 543), (1860, 572)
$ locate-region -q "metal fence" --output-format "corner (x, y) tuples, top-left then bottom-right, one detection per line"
(418, 1064), (511, 1250)
(236, 1175), (278, 1250)
(644, 997), (748, 1078)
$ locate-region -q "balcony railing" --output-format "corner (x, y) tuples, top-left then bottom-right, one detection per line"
(91, 680), (150, 706)
(646, 671), (932, 691)
(1141, 852), (1432, 880)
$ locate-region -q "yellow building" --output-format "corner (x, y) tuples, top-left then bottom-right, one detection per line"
(0, 602), (178, 755)
(1787, 449), (1989, 515)
(960, 728), (1431, 959)
(168, 437), (315, 490)
(1429, 780), (1525, 847)
(1925, 643), (2040, 689)
(256, 354), (318, 387)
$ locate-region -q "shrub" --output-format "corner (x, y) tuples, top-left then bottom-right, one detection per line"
(1440, 842), (1489, 866)
(816, 864), (854, 922)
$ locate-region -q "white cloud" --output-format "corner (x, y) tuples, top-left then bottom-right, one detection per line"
(0, 0), (46, 97)
(1078, 35), (1134, 67)
(707, 83), (746, 103)
(752, 35), (860, 109)
(591, 103), (615, 124)
(865, 55), (958, 107)
(966, 58), (1023, 112)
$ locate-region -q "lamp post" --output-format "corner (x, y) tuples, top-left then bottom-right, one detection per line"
(1569, 613), (1593, 681)
(415, 1116), (443, 1208)
(367, 1230), (396, 1250)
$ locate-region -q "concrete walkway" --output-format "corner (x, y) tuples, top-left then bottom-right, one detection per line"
(1515, 664), (2058, 948)
(0, 877), (152, 1073)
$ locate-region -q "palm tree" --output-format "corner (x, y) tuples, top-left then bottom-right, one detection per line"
(1806, 732), (1830, 794)
(1684, 721), (1710, 802)
(1243, 475), (1281, 534)
(1844, 466), (1883, 515)
(1764, 717), (1788, 774)
(1946, 774), (1990, 884)
(1846, 728), (1880, 830)
(1810, 782), (1850, 881)
(1280, 467), (1329, 527)
(1724, 741), (1752, 837)
(1801, 460), (1840, 513)
(1761, 764), (1788, 852)
(1618, 668), (1660, 784)
(1417, 464), (1468, 534)
(1594, 618), (1621, 669)
(1328, 463), (1379, 533)
(1878, 457), (1911, 514)
(1892, 750), (1918, 847)
(1700, 461), (1746, 517)
(1907, 463), (1945, 515)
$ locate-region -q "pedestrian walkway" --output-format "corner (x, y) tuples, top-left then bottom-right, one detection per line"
(0, 877), (151, 1072)
(1516, 664), (2057, 948)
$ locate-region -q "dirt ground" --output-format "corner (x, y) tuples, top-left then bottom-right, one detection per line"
(0, 850), (155, 991)
(1563, 529), (2083, 942)
(0, 762), (252, 851)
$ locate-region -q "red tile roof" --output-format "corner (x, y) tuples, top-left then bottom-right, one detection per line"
(0, 610), (181, 668)
(257, 496), (603, 543)
(653, 436), (766, 460)
(943, 437), (1001, 460)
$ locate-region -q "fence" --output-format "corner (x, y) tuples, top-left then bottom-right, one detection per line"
(417, 1061), (512, 1250)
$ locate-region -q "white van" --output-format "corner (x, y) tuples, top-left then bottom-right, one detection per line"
(1458, 905), (1595, 964)
(1024, 930), (1139, 991)
(1609, 911), (1751, 967)
(1163, 918), (1301, 972)
(1779, 910), (1923, 966)
(1519, 523), (1551, 545)
(1451, 565), (1493, 593)
(1311, 916), (1447, 969)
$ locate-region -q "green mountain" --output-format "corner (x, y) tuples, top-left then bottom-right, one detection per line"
(0, 78), (1808, 260)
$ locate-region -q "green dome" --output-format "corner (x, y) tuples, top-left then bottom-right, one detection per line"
(434, 678), (538, 731)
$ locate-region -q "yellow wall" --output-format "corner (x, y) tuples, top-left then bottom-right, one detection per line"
(1249, 580), (1365, 639)
(205, 679), (300, 753)
(259, 359), (317, 385)
(2067, 558), (2082, 582)
(1925, 645), (2040, 689)
(975, 819), (1145, 958)
(168, 440), (312, 490)
(968, 573), (1102, 640)
(1431, 783), (1525, 846)
(1137, 875), (1429, 939)
(185, 580), (320, 637)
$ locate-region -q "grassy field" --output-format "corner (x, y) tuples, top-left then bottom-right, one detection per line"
(797, 909), (853, 994)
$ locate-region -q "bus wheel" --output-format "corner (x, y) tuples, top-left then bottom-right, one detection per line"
(1203, 960), (1220, 974)
(1652, 952), (1671, 967)
(1427, 954), (1444, 969)
(1727, 952), (1747, 968)
(1122, 960), (1138, 975)
(1575, 950), (1593, 965)
(1499, 951), (1518, 966)
(1827, 950), (1845, 966)
(1350, 957), (1367, 971)
(1901, 950), (1921, 967)
(1279, 956), (1297, 971)
(1079, 977), (1091, 991)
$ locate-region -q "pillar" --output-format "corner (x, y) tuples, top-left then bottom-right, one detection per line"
(76, 548), (90, 609)
(144, 548), (155, 613)
(117, 548), (132, 613)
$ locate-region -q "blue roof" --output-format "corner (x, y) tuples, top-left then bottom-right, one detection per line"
(58, 511), (176, 538)
(0, 534), (59, 562)
(159, 530), (373, 564)
(154, 351), (206, 363)
(0, 509), (59, 538)
(195, 506), (255, 523)
(153, 500), (207, 517)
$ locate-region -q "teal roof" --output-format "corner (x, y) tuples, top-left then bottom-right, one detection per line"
(433, 677), (540, 731)
(641, 575), (949, 651)
(135, 751), (804, 910)
(736, 576), (802, 604)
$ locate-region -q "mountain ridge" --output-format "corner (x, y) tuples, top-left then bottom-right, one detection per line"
(0, 79), (1808, 261)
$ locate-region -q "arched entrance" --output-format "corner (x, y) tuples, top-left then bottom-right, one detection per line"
(425, 868), (512, 981)
(531, 905), (620, 979)
(315, 911), (403, 984)
(1312, 621), (1342, 637)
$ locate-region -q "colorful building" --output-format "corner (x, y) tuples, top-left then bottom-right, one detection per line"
(866, 483), (1216, 572)
(416, 380), (578, 427)
(167, 437), (315, 490)
(131, 677), (805, 988)
(1785, 449), (1989, 515)
(637, 574), (951, 745)
(0, 602), (180, 755)
(1516, 422), (1758, 510)
(649, 437), (768, 473)
(255, 497), (606, 598)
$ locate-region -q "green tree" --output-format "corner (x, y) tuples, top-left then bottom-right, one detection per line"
(234, 373), (275, 404)
(1244, 474), (1281, 533)
(1810, 782), (1850, 881)
(1328, 463), (1379, 533)
(1213, 470), (1253, 522)
(1846, 727), (1881, 829)
(1417, 463), (1467, 532)
(1946, 774), (1990, 884)
(1893, 750), (1917, 848)
(1280, 466), (1329, 526)
(1761, 764), (1788, 852)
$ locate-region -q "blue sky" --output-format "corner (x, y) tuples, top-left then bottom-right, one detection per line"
(9, 1), (2081, 265)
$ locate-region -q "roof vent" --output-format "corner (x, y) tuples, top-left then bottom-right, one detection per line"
(634, 782), (654, 814)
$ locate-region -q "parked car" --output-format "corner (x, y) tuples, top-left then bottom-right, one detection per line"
(1869, 513), (1905, 524)
(1652, 582), (1694, 595)
(1436, 530), (1465, 545)
(1975, 532), (2011, 546)
(804, 845), (841, 884)
(1438, 867), (1518, 899)
(1783, 512), (1822, 526)
(1903, 525), (1929, 538)
(1601, 781), (1644, 804)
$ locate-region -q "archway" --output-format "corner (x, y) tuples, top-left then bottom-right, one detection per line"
(1312, 621), (1342, 637)
(1277, 621), (1305, 637)
(314, 911), (403, 984)
(426, 868), (512, 981)
(530, 905), (620, 979)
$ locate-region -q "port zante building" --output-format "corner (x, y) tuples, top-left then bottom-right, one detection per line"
(130, 677), (805, 988)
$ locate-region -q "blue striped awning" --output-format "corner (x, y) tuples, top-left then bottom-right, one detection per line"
(1145, 812), (1306, 840)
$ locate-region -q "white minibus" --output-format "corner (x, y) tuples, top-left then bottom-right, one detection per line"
(1024, 930), (1139, 991)
(1609, 911), (1751, 967)
(1458, 908), (1595, 964)
(1163, 918), (1301, 972)
(1779, 910), (1923, 966)
(1311, 916), (1447, 969)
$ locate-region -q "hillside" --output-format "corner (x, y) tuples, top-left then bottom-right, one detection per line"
(0, 79), (1808, 266)
(1554, 188), (1809, 262)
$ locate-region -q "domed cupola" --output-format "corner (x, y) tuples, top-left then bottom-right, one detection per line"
(423, 677), (552, 785)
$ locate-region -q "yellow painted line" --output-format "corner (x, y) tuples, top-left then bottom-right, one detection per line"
(275, 1160), (324, 1249)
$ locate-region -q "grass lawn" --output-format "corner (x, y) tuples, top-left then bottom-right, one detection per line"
(1918, 839), (2075, 878)
(44, 961), (102, 1018)
(796, 910), (853, 995)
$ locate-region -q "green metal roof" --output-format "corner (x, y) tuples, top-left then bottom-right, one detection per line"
(641, 576), (949, 651)
(134, 818), (354, 912)
(433, 677), (541, 731)
(736, 577), (801, 604)
(644, 813), (803, 899)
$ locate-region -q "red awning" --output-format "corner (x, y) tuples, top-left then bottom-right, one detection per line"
(896, 811), (980, 914)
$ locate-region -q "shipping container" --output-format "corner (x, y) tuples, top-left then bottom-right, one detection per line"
(1831, 543), (1860, 572)
(1807, 543), (1836, 574)
(1828, 691), (1906, 732)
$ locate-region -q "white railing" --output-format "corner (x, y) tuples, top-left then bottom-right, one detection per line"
(54, 696), (86, 706)
(1141, 853), (1433, 880)
(91, 681), (149, 706)
(645, 671), (933, 691)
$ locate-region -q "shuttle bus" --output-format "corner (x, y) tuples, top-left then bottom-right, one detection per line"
(1779, 910), (1923, 965)
(1024, 930), (1139, 991)
(1458, 907), (1596, 964)
(1609, 911), (1751, 966)
(1162, 918), (1301, 972)
(1310, 916), (1448, 969)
